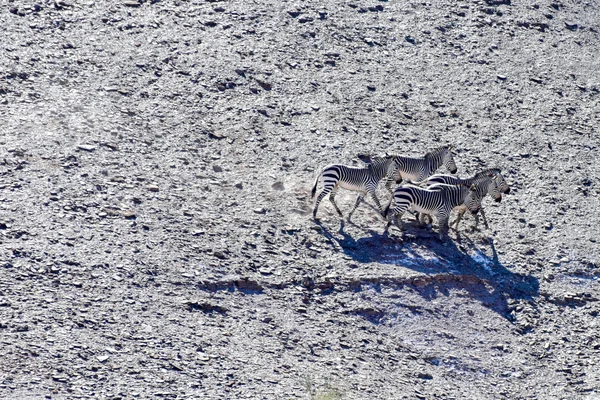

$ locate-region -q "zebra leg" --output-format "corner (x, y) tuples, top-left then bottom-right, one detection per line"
(388, 207), (407, 233)
(388, 213), (404, 232)
(418, 213), (432, 226)
(369, 191), (386, 217)
(452, 209), (466, 231)
(328, 188), (344, 217)
(384, 177), (397, 194)
(438, 215), (450, 240)
(347, 193), (366, 221)
(313, 188), (331, 219)
(475, 208), (489, 230)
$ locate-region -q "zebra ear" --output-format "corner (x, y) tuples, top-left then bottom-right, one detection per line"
(448, 144), (454, 150)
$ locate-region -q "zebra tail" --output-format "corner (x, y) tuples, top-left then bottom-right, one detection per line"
(310, 170), (321, 199)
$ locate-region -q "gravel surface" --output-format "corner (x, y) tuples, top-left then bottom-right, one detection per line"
(1, 0), (599, 398)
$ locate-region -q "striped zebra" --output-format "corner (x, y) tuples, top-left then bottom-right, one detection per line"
(384, 183), (484, 239)
(311, 157), (398, 220)
(360, 145), (458, 192)
(389, 145), (458, 185)
(418, 168), (510, 230)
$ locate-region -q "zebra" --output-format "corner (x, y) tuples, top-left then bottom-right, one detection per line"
(384, 183), (484, 239)
(311, 157), (399, 220)
(360, 145), (458, 191)
(421, 175), (503, 230)
(389, 145), (458, 185)
(417, 168), (510, 230)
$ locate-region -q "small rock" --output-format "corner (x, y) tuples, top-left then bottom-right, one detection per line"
(123, 0), (140, 6)
(367, 85), (376, 91)
(255, 79), (272, 91)
(97, 355), (110, 362)
(497, 74), (507, 80)
(121, 209), (136, 219)
(253, 208), (266, 214)
(405, 35), (416, 44)
(52, 375), (68, 383)
(234, 182), (243, 189)
(213, 165), (223, 173)
(76, 144), (96, 152)
(272, 182), (285, 191)
(213, 251), (227, 260)
(208, 131), (226, 140)
(565, 21), (578, 31)
(54, 0), (72, 8)
(417, 372), (433, 380)
(146, 184), (159, 192)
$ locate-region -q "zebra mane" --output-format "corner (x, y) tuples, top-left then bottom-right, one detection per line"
(473, 168), (501, 179)
(425, 145), (451, 159)
(368, 154), (393, 163)
(367, 156), (393, 170)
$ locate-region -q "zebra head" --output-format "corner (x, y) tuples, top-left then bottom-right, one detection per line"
(486, 177), (502, 203)
(369, 156), (397, 178)
(424, 145), (458, 175)
(464, 184), (482, 215)
(494, 172), (511, 194)
(479, 168), (510, 195)
(440, 145), (458, 174)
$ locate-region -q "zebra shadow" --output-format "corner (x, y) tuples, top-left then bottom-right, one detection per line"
(315, 220), (539, 318)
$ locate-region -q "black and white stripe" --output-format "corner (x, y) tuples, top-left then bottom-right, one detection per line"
(419, 168), (508, 230)
(390, 145), (458, 184)
(311, 157), (397, 220)
(384, 183), (483, 238)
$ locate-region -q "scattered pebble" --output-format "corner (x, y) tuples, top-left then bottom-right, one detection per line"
(76, 144), (96, 152)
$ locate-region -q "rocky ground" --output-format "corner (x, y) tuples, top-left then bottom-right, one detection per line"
(1, 0), (599, 398)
